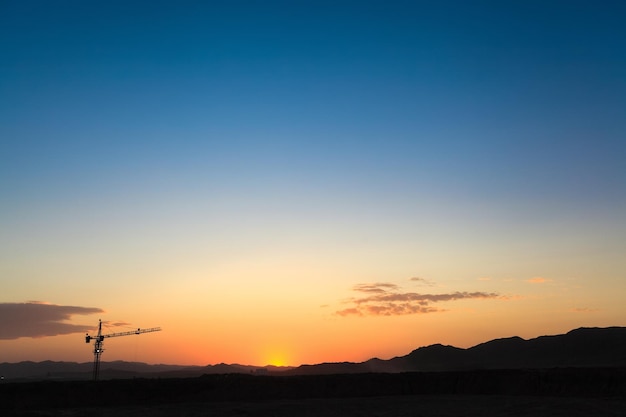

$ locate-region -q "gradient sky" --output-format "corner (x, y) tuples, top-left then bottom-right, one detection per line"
(1, 0), (625, 367)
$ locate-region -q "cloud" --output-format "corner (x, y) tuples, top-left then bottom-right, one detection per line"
(570, 307), (600, 313)
(352, 283), (399, 293)
(526, 277), (550, 284)
(409, 277), (435, 286)
(106, 321), (132, 327)
(336, 283), (503, 317)
(0, 302), (104, 340)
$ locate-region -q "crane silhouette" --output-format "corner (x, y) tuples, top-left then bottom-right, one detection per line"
(85, 319), (161, 380)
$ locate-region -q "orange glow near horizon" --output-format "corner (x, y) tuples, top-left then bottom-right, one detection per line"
(0, 295), (623, 367)
(1, 270), (625, 366)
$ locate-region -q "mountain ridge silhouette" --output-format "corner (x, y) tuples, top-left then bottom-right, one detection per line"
(2, 326), (625, 380)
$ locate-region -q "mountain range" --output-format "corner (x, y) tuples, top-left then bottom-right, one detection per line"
(2, 327), (625, 381)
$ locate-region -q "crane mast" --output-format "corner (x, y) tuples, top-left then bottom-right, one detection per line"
(85, 319), (161, 381)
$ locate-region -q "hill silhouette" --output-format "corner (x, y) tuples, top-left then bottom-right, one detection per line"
(282, 326), (626, 375)
(2, 327), (625, 381)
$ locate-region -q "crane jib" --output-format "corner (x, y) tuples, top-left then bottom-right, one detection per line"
(102, 327), (162, 338)
(85, 320), (162, 380)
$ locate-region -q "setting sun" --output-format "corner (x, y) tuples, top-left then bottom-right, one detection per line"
(267, 356), (288, 367)
(262, 347), (292, 367)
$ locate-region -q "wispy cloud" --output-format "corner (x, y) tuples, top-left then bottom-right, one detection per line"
(527, 277), (551, 284)
(409, 277), (435, 286)
(570, 307), (600, 313)
(106, 321), (132, 327)
(353, 283), (399, 293)
(336, 283), (503, 317)
(0, 302), (104, 340)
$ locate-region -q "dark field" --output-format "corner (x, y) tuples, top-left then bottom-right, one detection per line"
(3, 368), (626, 416)
(7, 395), (626, 417)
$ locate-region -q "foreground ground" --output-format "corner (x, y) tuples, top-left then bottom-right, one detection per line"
(7, 395), (626, 417)
(3, 369), (625, 416)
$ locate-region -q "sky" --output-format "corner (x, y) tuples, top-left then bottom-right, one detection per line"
(1, 0), (625, 367)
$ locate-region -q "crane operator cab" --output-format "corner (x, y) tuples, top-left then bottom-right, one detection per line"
(85, 334), (104, 343)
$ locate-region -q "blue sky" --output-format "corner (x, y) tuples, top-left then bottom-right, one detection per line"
(3, 1), (624, 203)
(1, 1), (625, 365)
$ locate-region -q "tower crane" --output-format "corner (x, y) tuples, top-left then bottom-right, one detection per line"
(85, 319), (161, 381)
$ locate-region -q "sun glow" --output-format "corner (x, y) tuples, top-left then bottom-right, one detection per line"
(264, 349), (291, 367)
(268, 357), (287, 367)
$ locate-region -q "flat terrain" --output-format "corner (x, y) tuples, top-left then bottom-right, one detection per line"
(3, 369), (625, 416)
(8, 395), (626, 417)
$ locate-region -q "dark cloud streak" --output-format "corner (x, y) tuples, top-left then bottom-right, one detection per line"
(352, 283), (399, 293)
(0, 302), (104, 340)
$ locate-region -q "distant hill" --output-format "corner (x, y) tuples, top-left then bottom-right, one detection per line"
(0, 361), (203, 381)
(2, 327), (625, 381)
(0, 361), (293, 381)
(278, 327), (626, 375)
